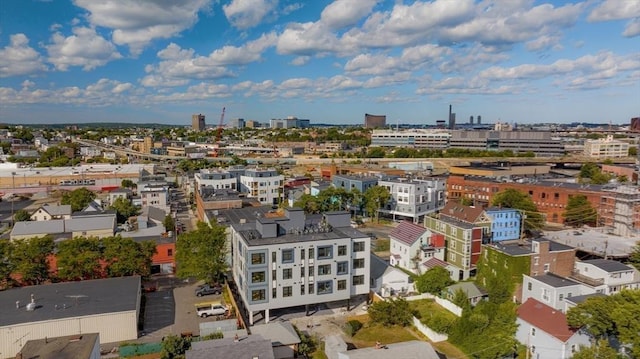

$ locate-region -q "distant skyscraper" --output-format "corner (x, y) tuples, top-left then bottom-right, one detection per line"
(364, 113), (386, 128)
(470, 116), (474, 125)
(477, 115), (482, 124)
(631, 117), (640, 133)
(192, 114), (206, 131)
(448, 105), (456, 130)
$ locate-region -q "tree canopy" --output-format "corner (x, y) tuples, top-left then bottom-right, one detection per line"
(368, 298), (413, 327)
(629, 241), (640, 271)
(571, 340), (625, 359)
(563, 194), (597, 227)
(11, 236), (55, 285)
(176, 220), (228, 283)
(61, 187), (96, 212)
(109, 197), (139, 224)
(13, 209), (31, 222)
(579, 162), (611, 185)
(363, 185), (391, 222)
(491, 188), (544, 234)
(102, 236), (156, 277)
(567, 290), (640, 358)
(415, 266), (453, 295)
(56, 237), (103, 281)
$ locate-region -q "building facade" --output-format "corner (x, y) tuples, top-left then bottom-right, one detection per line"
(449, 130), (565, 157)
(583, 135), (630, 159)
(230, 209), (370, 325)
(522, 273), (588, 313)
(378, 177), (446, 223)
(388, 221), (431, 273)
(570, 259), (640, 295)
(364, 113), (386, 128)
(331, 174), (379, 193)
(370, 130), (450, 149)
(484, 208), (522, 242)
(192, 114), (206, 131)
(240, 168), (284, 205)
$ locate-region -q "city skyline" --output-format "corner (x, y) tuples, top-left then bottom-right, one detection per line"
(0, 0), (639, 126)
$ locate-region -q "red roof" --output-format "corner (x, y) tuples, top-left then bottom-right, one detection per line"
(440, 202), (485, 223)
(423, 257), (448, 269)
(390, 221), (427, 246)
(517, 298), (578, 342)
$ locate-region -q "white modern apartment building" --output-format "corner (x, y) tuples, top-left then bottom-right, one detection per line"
(370, 130), (450, 149)
(377, 177), (446, 223)
(583, 135), (630, 159)
(240, 168), (284, 206)
(194, 167), (244, 190)
(570, 259), (640, 295)
(139, 185), (169, 213)
(231, 209), (370, 325)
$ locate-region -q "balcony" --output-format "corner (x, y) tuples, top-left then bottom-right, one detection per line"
(570, 270), (605, 287)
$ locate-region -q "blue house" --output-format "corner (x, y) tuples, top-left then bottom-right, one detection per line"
(331, 174), (379, 193)
(485, 207), (522, 242)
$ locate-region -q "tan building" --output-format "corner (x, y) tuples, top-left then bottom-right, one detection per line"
(192, 114), (206, 131)
(583, 135), (630, 159)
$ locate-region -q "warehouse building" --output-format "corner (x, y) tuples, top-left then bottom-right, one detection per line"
(0, 276), (140, 358)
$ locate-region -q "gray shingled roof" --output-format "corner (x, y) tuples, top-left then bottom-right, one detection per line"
(11, 215), (116, 238)
(0, 276), (140, 326)
(187, 334), (274, 359)
(582, 259), (633, 273)
(532, 273), (581, 288)
(38, 204), (72, 217)
(249, 321), (301, 346)
(446, 282), (488, 299)
(338, 340), (440, 359)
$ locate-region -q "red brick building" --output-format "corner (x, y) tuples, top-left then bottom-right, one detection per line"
(447, 175), (605, 225)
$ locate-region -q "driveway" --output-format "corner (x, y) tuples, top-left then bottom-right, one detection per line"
(139, 289), (175, 343)
(173, 281), (227, 336)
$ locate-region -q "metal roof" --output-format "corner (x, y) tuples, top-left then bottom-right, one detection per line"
(250, 321), (301, 346)
(581, 259), (633, 273)
(19, 333), (99, 359)
(0, 276), (140, 327)
(531, 273), (581, 288)
(186, 334), (274, 359)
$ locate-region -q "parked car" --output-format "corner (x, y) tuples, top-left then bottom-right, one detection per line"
(195, 302), (228, 318)
(195, 284), (222, 297)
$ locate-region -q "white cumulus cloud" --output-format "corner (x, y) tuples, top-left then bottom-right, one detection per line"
(223, 0), (278, 30)
(46, 27), (122, 71)
(0, 34), (47, 77)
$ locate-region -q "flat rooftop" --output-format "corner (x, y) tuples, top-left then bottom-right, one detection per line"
(532, 273), (581, 288)
(0, 276), (140, 327)
(544, 228), (637, 258)
(19, 333), (99, 359)
(0, 164), (152, 178)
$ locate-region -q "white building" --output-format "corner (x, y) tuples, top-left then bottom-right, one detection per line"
(370, 130), (450, 149)
(570, 259), (640, 295)
(30, 204), (72, 221)
(521, 273), (590, 313)
(378, 177), (446, 223)
(139, 184), (170, 213)
(583, 135), (630, 159)
(194, 168), (243, 190)
(240, 168), (284, 206)
(389, 221), (432, 273)
(370, 253), (412, 296)
(230, 209), (370, 325)
(516, 298), (591, 359)
(0, 276), (140, 358)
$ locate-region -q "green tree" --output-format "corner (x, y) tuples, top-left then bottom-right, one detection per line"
(121, 179), (136, 189)
(368, 298), (413, 326)
(572, 340), (624, 359)
(102, 236), (156, 278)
(109, 197), (139, 224)
(567, 290), (640, 358)
(11, 236), (54, 285)
(415, 267), (453, 294)
(0, 240), (15, 289)
(363, 185), (391, 223)
(629, 146), (637, 156)
(160, 334), (191, 359)
(629, 241), (640, 270)
(164, 215), (176, 232)
(56, 237), (103, 280)
(491, 188), (544, 234)
(459, 197), (473, 206)
(13, 209), (31, 222)
(294, 194), (321, 214)
(61, 187), (96, 212)
(579, 163), (611, 184)
(176, 221), (228, 283)
(563, 195), (597, 227)
(365, 147), (386, 158)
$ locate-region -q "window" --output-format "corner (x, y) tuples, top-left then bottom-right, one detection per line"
(559, 294), (564, 301)
(308, 283), (314, 294)
(308, 266), (314, 276)
(251, 271), (266, 283)
(317, 281), (333, 294)
(283, 268), (292, 279)
(308, 248), (314, 259)
(318, 246), (333, 259)
(353, 275), (364, 285)
(251, 252), (265, 265)
(272, 288), (277, 298)
(318, 264), (331, 275)
(527, 282), (532, 291)
(252, 289), (265, 301)
(531, 328), (536, 336)
(301, 249), (305, 259)
(301, 284), (305, 295)
(353, 258), (365, 269)
(300, 266), (305, 277)
(338, 279), (347, 290)
(338, 245), (347, 256)
(167, 248), (173, 257)
(337, 261), (349, 275)
(543, 263), (550, 272)
(283, 286), (293, 297)
(282, 249), (294, 263)
(272, 251), (276, 263)
(353, 241), (365, 252)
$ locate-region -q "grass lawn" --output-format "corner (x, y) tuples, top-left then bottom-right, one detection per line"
(408, 298), (458, 322)
(350, 323), (418, 348)
(373, 238), (390, 252)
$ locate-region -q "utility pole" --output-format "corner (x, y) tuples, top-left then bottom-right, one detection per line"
(10, 172), (16, 226)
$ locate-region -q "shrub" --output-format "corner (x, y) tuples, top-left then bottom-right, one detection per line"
(344, 319), (363, 337)
(422, 312), (456, 334)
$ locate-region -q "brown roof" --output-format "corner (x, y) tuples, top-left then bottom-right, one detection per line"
(439, 202), (485, 223)
(423, 257), (448, 269)
(517, 298), (578, 342)
(390, 221), (428, 246)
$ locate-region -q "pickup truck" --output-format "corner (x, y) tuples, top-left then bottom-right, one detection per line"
(195, 303), (228, 318)
(195, 284), (222, 297)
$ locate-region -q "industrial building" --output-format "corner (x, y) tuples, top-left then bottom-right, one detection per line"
(17, 333), (101, 359)
(364, 113), (386, 128)
(583, 135), (630, 159)
(449, 130), (565, 157)
(0, 276), (141, 358)
(370, 130), (450, 149)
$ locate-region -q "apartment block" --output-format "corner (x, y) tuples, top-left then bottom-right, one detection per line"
(522, 273), (588, 313)
(570, 259), (640, 295)
(583, 135), (630, 159)
(378, 177), (446, 223)
(231, 209), (370, 325)
(240, 168), (284, 206)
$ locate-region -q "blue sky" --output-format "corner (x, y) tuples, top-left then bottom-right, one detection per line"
(0, 0), (638, 126)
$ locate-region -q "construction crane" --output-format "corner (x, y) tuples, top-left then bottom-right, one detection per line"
(213, 107), (225, 157)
